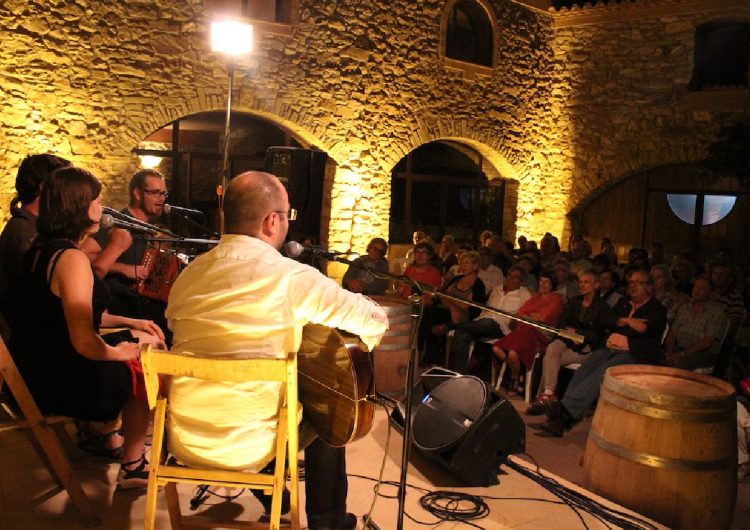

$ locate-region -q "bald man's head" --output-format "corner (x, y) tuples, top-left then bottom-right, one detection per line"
(224, 171), (286, 236)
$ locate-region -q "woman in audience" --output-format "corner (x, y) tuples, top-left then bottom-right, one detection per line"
(650, 263), (688, 324)
(9, 167), (165, 490)
(399, 240), (442, 299)
(422, 251), (486, 364)
(437, 234), (458, 273)
(492, 269), (564, 395)
(598, 269), (623, 308)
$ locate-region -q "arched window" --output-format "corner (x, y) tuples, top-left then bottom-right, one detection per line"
(689, 22), (750, 91)
(445, 0), (494, 67)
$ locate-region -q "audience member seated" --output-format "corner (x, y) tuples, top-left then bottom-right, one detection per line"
(527, 269), (612, 415)
(479, 229), (494, 249)
(569, 239), (592, 277)
(671, 254), (696, 296)
(477, 246), (504, 296)
(665, 274), (727, 371)
(9, 167), (166, 490)
(423, 251), (486, 365)
(650, 263), (688, 324)
(342, 237), (389, 296)
(399, 241), (442, 299)
(553, 259), (579, 300)
(516, 255), (539, 292)
(443, 243), (474, 283)
(598, 269), (622, 308)
(403, 230), (428, 263)
(0, 154), (71, 336)
(539, 269), (666, 437)
(649, 242), (666, 266)
(437, 234), (457, 273)
(445, 265), (531, 374)
(540, 233), (561, 269)
(711, 261), (747, 340)
(488, 235), (512, 273)
(739, 396), (750, 482)
(492, 269), (563, 395)
(514, 235), (529, 256)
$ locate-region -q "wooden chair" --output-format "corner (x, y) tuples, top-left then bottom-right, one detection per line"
(0, 336), (100, 526)
(141, 345), (300, 530)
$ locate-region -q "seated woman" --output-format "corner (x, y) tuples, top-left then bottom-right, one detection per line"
(422, 251), (486, 365)
(492, 269), (563, 395)
(398, 241), (442, 299)
(437, 234), (457, 274)
(651, 263), (688, 324)
(9, 167), (165, 491)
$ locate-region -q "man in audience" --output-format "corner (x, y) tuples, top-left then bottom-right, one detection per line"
(665, 275), (727, 371)
(446, 265), (531, 373)
(476, 246), (504, 295)
(540, 268), (666, 437)
(166, 171), (388, 529)
(342, 237), (389, 296)
(598, 269), (622, 308)
(526, 270), (612, 415)
(0, 153), (70, 334)
(569, 239), (592, 277)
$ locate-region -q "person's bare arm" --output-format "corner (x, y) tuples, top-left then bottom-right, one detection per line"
(51, 249), (140, 362)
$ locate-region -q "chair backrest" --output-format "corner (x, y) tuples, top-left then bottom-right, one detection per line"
(139, 345), (297, 411)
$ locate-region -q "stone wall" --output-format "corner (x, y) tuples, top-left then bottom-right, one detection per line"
(0, 0), (747, 254)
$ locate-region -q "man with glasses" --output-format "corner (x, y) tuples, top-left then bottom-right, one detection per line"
(81, 169), (169, 320)
(342, 237), (390, 296)
(166, 171), (388, 530)
(540, 269), (666, 437)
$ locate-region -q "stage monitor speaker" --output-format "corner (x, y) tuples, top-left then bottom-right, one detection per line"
(390, 370), (525, 487)
(263, 147), (327, 240)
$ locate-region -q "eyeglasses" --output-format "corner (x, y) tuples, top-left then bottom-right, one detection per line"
(142, 188), (169, 198)
(274, 208), (298, 221)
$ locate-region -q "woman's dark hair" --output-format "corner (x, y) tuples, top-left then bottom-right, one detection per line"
(413, 240), (435, 256)
(12, 153), (71, 209)
(539, 268), (558, 290)
(38, 166), (102, 242)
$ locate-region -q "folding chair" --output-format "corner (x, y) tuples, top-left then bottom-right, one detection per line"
(141, 345), (300, 530)
(0, 336), (100, 526)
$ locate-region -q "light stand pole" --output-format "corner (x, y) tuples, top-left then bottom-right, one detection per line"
(210, 18), (253, 233)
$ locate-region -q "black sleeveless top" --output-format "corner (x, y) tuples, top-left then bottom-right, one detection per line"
(9, 239), (130, 421)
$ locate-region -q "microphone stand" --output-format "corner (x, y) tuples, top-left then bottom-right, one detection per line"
(167, 210), (218, 239)
(309, 250), (583, 530)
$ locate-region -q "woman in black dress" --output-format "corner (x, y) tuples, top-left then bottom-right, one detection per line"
(9, 167), (164, 490)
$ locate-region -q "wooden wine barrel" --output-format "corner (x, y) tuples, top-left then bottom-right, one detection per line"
(583, 365), (737, 530)
(369, 296), (415, 396)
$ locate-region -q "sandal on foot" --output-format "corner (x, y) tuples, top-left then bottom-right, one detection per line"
(77, 429), (124, 460)
(117, 454), (149, 490)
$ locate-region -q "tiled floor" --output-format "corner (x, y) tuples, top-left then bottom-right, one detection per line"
(1, 397), (748, 529)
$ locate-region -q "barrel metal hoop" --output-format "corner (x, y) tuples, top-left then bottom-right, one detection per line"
(373, 343), (411, 351)
(588, 429), (735, 472)
(600, 387), (734, 423)
(603, 373), (735, 410)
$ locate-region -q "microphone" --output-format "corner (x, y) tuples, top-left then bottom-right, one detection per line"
(100, 214), (158, 235)
(284, 241), (351, 260)
(163, 203), (203, 216)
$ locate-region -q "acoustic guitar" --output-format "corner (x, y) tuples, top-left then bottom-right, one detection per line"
(298, 324), (375, 447)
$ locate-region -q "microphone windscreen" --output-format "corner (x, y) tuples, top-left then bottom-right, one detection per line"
(100, 213), (116, 229)
(162, 203), (172, 215)
(284, 241), (305, 258)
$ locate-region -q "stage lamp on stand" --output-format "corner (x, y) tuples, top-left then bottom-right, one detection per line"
(210, 18), (253, 232)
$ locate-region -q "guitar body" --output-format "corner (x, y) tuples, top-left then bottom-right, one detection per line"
(298, 324), (375, 447)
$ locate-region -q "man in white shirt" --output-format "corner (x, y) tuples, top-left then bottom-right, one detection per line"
(166, 172), (388, 530)
(476, 246), (504, 295)
(447, 265), (531, 373)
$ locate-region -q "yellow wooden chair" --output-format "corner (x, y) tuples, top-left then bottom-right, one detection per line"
(0, 336), (100, 526)
(141, 345), (300, 530)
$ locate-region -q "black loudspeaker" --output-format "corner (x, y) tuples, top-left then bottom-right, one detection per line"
(263, 147), (327, 241)
(391, 369), (526, 487)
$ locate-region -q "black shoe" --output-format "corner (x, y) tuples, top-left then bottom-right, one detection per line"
(252, 488), (290, 515)
(545, 399), (562, 420)
(309, 512), (357, 530)
(525, 400), (547, 416)
(536, 418), (565, 437)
